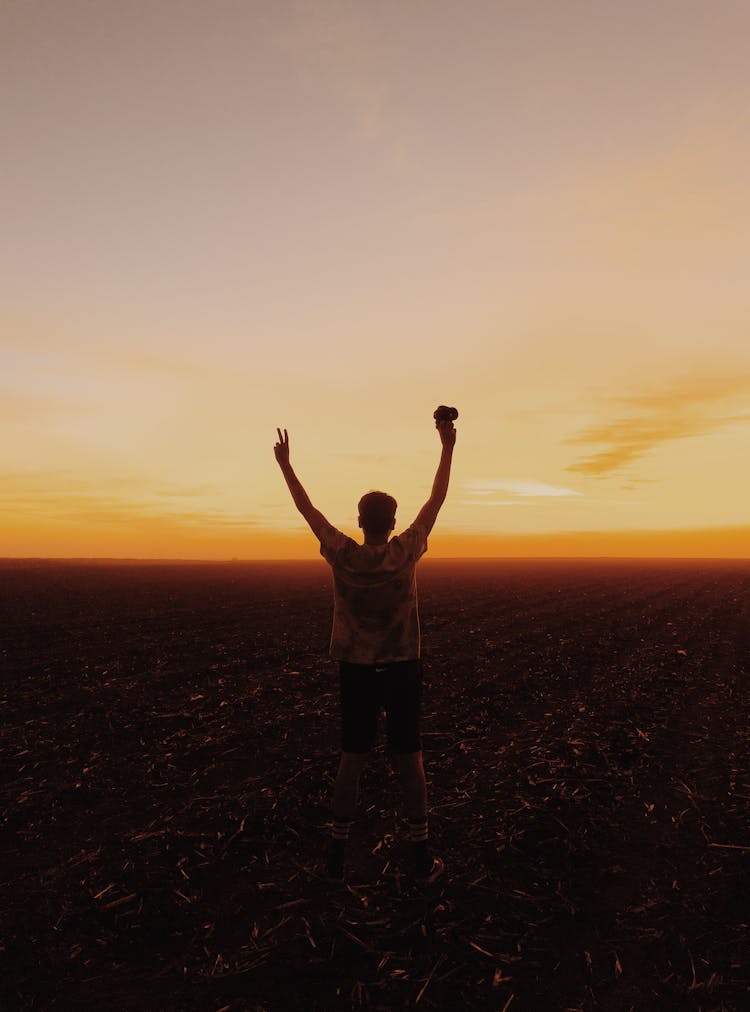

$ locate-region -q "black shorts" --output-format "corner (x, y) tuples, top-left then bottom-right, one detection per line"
(339, 659), (423, 755)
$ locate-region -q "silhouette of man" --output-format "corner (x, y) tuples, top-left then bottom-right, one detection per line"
(274, 417), (456, 883)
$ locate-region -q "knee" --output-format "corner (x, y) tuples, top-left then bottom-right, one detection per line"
(390, 749), (424, 776)
(340, 750), (371, 772)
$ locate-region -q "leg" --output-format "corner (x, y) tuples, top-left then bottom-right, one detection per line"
(382, 660), (425, 818)
(332, 750), (371, 819)
(336, 662), (379, 815)
(326, 663), (379, 880)
(390, 749), (427, 820)
(383, 661), (443, 882)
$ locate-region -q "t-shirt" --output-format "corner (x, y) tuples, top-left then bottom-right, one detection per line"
(318, 522), (429, 664)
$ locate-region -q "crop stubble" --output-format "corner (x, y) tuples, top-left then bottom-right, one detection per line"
(1, 558), (749, 1009)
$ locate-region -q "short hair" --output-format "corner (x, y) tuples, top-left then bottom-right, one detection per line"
(358, 490), (397, 536)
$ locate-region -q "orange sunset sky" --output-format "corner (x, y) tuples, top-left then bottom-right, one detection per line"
(2, 1), (749, 560)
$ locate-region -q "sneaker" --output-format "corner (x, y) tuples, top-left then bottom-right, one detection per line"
(325, 839), (346, 882)
(414, 852), (446, 884)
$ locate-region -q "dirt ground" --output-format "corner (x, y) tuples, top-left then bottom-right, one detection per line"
(1, 557), (749, 1010)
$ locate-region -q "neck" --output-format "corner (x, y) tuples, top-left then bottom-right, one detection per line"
(363, 533), (389, 546)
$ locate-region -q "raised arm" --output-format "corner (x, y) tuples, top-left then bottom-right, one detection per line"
(273, 428), (329, 540)
(413, 418), (456, 536)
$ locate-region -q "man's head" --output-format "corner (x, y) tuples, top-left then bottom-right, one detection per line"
(358, 490), (397, 538)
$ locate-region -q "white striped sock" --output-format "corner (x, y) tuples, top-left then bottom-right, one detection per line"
(332, 818), (354, 841)
(408, 815), (428, 843)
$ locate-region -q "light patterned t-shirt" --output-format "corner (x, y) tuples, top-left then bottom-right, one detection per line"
(318, 523), (429, 664)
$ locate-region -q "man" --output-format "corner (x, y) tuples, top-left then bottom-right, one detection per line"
(273, 416), (456, 883)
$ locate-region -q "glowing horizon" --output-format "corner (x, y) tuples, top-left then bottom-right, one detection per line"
(2, 2), (749, 560)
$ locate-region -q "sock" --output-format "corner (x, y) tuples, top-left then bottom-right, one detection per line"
(407, 815), (432, 875)
(407, 815), (429, 844)
(331, 817), (354, 843)
(327, 818), (353, 878)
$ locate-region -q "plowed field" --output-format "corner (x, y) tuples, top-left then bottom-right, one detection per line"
(2, 559), (749, 1009)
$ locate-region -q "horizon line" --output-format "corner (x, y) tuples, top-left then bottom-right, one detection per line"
(2, 554), (749, 564)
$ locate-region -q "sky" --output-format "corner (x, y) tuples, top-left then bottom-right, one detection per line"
(2, 0), (749, 559)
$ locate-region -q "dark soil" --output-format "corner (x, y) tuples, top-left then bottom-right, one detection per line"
(1, 558), (749, 1010)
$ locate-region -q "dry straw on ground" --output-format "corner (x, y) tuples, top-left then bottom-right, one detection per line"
(1, 558), (749, 1009)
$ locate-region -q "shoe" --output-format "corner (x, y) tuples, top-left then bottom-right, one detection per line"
(415, 854), (445, 884)
(325, 839), (346, 882)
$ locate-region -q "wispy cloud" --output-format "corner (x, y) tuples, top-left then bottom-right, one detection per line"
(566, 373), (750, 476)
(621, 478), (658, 489)
(617, 375), (750, 411)
(156, 485), (219, 498)
(0, 495), (260, 529)
(0, 392), (90, 423)
(0, 472), (259, 529)
(465, 479), (583, 498)
(458, 499), (533, 507)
